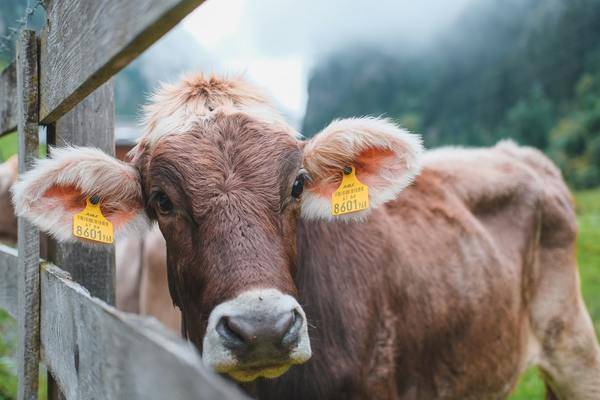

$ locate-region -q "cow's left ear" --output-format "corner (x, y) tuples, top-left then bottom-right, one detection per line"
(300, 117), (423, 220)
(11, 146), (147, 242)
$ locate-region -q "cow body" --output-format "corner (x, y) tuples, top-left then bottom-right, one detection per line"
(254, 141), (589, 399)
(11, 74), (600, 399)
(112, 141), (600, 399)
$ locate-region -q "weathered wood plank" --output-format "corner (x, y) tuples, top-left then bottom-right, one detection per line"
(41, 264), (247, 400)
(47, 82), (116, 305)
(0, 245), (18, 318)
(0, 62), (18, 136)
(16, 30), (41, 400)
(39, 0), (206, 123)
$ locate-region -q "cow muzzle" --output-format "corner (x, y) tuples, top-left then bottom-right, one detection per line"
(202, 288), (312, 382)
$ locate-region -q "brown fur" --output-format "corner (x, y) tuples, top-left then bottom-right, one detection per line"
(127, 109), (600, 398)
(134, 112), (301, 345)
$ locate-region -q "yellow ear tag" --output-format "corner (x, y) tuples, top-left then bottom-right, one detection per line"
(331, 166), (369, 216)
(72, 197), (114, 244)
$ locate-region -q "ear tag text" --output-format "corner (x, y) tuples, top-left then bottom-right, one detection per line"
(331, 166), (369, 216)
(73, 197), (114, 244)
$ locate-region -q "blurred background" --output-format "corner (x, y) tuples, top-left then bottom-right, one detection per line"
(1, 0), (599, 398)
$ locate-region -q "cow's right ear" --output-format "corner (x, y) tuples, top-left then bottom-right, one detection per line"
(11, 146), (147, 242)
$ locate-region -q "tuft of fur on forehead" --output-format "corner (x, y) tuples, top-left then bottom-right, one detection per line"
(132, 73), (297, 159)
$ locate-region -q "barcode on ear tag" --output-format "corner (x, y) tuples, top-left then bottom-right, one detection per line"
(331, 166), (369, 216)
(73, 197), (114, 244)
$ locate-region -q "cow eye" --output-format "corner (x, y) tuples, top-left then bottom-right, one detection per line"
(291, 170), (309, 199)
(154, 192), (174, 214)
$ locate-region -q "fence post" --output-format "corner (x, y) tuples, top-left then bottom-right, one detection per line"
(46, 82), (116, 305)
(16, 29), (40, 400)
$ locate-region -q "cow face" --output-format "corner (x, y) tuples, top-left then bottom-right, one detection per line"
(11, 75), (422, 382)
(136, 113), (309, 381)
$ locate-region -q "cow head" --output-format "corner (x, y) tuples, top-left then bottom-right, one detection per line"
(11, 74), (422, 382)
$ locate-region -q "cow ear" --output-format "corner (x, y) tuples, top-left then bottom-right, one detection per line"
(300, 117), (423, 221)
(11, 146), (147, 242)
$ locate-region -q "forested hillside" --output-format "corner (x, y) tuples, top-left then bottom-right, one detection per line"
(303, 0), (600, 188)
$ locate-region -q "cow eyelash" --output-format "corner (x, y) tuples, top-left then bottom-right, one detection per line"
(279, 169), (309, 213)
(291, 169), (309, 200)
(150, 190), (174, 215)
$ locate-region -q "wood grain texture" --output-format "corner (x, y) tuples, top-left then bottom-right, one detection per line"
(0, 245), (18, 318)
(16, 30), (41, 400)
(47, 82), (116, 305)
(0, 62), (18, 136)
(41, 264), (248, 400)
(39, 0), (206, 123)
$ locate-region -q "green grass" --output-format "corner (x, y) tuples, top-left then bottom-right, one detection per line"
(0, 310), (16, 400)
(0, 311), (45, 400)
(577, 189), (600, 338)
(509, 189), (600, 399)
(0, 132), (47, 162)
(0, 133), (17, 163)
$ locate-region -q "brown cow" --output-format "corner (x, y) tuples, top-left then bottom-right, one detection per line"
(11, 73), (600, 399)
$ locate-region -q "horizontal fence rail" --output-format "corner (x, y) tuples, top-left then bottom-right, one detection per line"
(0, 246), (247, 400)
(39, 0), (206, 123)
(41, 264), (247, 400)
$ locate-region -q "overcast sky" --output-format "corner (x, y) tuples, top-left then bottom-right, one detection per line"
(181, 0), (472, 125)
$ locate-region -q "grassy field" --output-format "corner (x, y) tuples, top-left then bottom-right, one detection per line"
(0, 190), (598, 398)
(0, 133), (17, 163)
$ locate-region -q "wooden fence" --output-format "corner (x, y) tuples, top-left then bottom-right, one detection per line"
(0, 1), (247, 399)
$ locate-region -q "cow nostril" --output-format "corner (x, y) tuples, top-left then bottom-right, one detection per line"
(217, 310), (304, 352)
(273, 310), (294, 339)
(281, 309), (303, 348)
(217, 316), (251, 347)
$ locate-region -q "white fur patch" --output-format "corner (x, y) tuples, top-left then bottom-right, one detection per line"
(144, 108), (204, 146)
(202, 288), (311, 381)
(143, 105), (298, 147)
(300, 117), (423, 221)
(136, 74), (300, 153)
(11, 146), (148, 242)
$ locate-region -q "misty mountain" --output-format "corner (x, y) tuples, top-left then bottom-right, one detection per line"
(302, 0), (600, 187)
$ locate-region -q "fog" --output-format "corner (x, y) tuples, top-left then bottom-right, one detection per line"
(1, 1), (477, 123)
(111, 0), (476, 124)
(136, 26), (219, 85)
(180, 0), (473, 121)
(239, 0), (474, 58)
